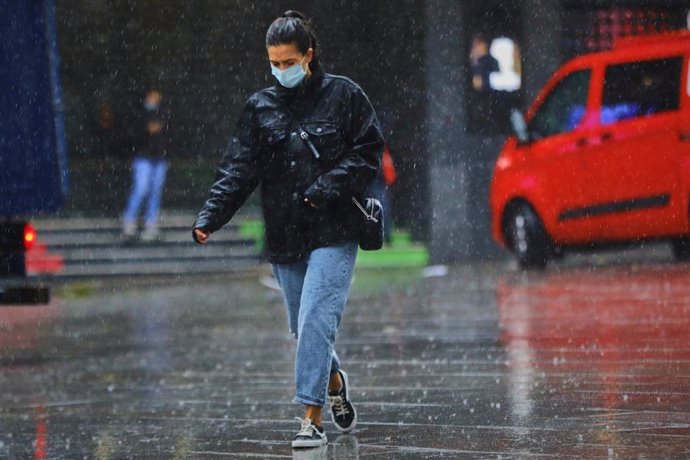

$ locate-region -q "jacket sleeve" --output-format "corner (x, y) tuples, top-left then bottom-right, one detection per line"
(303, 85), (384, 207)
(193, 100), (260, 235)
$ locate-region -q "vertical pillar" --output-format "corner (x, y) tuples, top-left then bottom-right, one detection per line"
(521, 0), (563, 102)
(425, 0), (468, 264)
(425, 1), (505, 263)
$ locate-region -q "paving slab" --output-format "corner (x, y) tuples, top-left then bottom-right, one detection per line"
(1, 258), (689, 458)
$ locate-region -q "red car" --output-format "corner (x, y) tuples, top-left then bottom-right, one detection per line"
(490, 31), (690, 268)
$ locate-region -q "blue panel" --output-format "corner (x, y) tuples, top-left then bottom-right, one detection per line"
(0, 0), (66, 216)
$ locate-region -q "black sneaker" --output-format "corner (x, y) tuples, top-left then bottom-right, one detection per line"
(292, 417), (327, 449)
(328, 369), (357, 432)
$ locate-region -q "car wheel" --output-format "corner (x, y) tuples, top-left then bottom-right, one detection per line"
(672, 237), (690, 261)
(506, 203), (550, 270)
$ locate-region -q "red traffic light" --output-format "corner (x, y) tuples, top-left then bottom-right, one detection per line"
(23, 223), (36, 251)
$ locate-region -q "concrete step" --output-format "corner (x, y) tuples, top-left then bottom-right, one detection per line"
(57, 257), (260, 279)
(39, 231), (251, 249)
(32, 213), (214, 230)
(58, 244), (257, 264)
(27, 214), (264, 279)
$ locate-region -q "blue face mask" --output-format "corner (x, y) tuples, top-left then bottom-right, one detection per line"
(144, 101), (159, 111)
(271, 59), (307, 88)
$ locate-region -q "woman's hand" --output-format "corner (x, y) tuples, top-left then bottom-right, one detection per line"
(193, 228), (210, 244)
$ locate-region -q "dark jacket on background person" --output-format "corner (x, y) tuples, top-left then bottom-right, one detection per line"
(133, 104), (171, 159)
(194, 65), (384, 264)
(472, 54), (499, 94)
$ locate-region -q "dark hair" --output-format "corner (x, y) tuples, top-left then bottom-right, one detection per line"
(266, 10), (320, 68)
(472, 32), (490, 45)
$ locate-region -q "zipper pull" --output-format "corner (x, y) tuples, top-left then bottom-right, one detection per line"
(300, 130), (320, 159)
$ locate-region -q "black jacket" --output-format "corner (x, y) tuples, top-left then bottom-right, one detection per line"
(194, 66), (384, 263)
(129, 103), (171, 159)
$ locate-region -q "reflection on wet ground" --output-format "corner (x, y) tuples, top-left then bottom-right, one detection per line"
(1, 260), (690, 458)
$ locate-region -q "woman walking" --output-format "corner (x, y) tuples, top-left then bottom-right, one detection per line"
(192, 10), (383, 448)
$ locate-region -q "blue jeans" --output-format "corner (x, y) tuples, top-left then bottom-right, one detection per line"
(123, 157), (168, 226)
(272, 242), (358, 407)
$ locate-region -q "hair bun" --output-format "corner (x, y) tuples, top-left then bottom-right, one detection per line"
(283, 10), (307, 21)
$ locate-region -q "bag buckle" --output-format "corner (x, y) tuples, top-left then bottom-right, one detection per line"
(352, 197), (378, 223)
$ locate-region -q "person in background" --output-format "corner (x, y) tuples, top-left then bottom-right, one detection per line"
(192, 10), (383, 449)
(470, 33), (499, 93)
(121, 88), (171, 242)
(469, 33), (500, 135)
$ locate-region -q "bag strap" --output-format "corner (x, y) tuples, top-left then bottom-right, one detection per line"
(271, 96), (320, 159)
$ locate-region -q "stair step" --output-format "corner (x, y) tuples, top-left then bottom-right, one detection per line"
(39, 237), (253, 251)
(55, 258), (261, 278)
(33, 215), (200, 230)
(38, 229), (246, 244)
(58, 245), (257, 263)
(27, 215), (264, 279)
(32, 212), (259, 231)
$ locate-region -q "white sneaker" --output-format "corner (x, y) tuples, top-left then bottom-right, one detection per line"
(122, 222), (137, 237)
(140, 226), (161, 242)
(291, 417), (327, 449)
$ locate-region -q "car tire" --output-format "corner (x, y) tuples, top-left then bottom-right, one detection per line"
(672, 237), (690, 261)
(506, 203), (550, 270)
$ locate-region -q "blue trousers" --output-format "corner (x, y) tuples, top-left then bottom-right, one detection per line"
(123, 157), (168, 226)
(272, 243), (358, 407)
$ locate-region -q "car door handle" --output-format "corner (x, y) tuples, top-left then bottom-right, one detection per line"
(680, 132), (690, 142)
(575, 137), (588, 147)
(600, 132), (613, 142)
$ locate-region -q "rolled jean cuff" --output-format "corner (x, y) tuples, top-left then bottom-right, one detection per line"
(295, 392), (326, 407)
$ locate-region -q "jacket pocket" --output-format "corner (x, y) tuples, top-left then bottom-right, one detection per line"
(260, 122), (288, 146)
(303, 120), (342, 162)
(259, 122), (289, 170)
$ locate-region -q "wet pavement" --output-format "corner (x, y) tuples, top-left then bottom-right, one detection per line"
(2, 255), (690, 458)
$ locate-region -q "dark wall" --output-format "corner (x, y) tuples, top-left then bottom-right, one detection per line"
(56, 0), (427, 236)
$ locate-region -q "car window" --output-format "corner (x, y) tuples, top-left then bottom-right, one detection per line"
(528, 70), (590, 140)
(601, 57), (682, 124)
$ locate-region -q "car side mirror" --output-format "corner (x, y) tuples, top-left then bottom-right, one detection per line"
(510, 109), (529, 144)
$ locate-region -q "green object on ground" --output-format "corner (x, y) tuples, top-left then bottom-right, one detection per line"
(239, 220), (265, 252)
(356, 230), (429, 268)
(356, 244), (429, 268)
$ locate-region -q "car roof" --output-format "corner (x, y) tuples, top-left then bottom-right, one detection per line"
(527, 30), (690, 118)
(567, 30), (690, 69)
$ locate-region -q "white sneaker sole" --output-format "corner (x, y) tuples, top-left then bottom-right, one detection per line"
(291, 436), (328, 448)
(331, 370), (357, 433)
